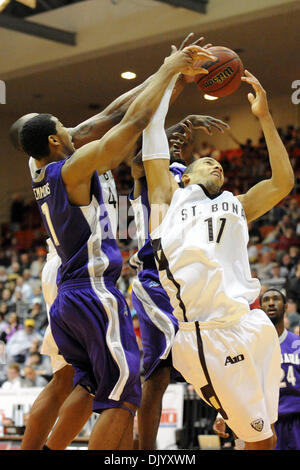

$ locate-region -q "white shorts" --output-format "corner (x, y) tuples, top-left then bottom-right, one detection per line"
(41, 324), (68, 373)
(172, 308), (281, 443)
(41, 250), (68, 374)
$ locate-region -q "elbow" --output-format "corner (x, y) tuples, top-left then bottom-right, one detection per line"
(276, 175), (294, 198)
(285, 172), (295, 194)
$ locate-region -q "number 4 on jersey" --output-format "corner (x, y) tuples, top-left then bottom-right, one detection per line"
(108, 187), (117, 209)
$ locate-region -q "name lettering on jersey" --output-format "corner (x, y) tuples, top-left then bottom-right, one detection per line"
(181, 201), (245, 221)
(33, 182), (51, 201)
(281, 353), (300, 365)
(211, 202), (245, 219)
(224, 354), (245, 366)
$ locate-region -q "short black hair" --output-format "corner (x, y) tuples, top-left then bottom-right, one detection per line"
(182, 159), (199, 175)
(20, 114), (57, 160)
(260, 288), (286, 305)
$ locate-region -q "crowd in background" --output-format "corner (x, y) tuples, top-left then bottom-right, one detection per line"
(0, 123), (299, 392)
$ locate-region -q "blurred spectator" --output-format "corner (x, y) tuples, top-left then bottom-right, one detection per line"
(14, 276), (33, 304)
(22, 366), (48, 388)
(1, 312), (23, 343)
(0, 250), (11, 268)
(285, 300), (300, 331)
(289, 245), (300, 268)
(19, 253), (31, 274)
(286, 260), (300, 313)
(10, 289), (28, 319)
(248, 221), (263, 245)
(0, 302), (9, 318)
(1, 363), (24, 390)
(10, 194), (25, 231)
(27, 299), (47, 333)
(7, 260), (21, 281)
(279, 253), (294, 278)
(286, 198), (300, 224)
(264, 263), (287, 291)
(29, 253), (46, 279)
(276, 226), (300, 253)
(0, 266), (7, 283)
(0, 312), (8, 335)
(5, 318), (43, 364)
(27, 338), (43, 357)
(252, 251), (275, 281)
(1, 288), (15, 313)
(288, 247), (300, 278)
(25, 351), (52, 379)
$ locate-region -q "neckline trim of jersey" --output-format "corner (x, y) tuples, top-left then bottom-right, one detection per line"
(279, 328), (288, 344)
(198, 184), (223, 200)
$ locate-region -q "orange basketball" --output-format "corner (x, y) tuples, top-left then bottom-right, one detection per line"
(195, 46), (244, 98)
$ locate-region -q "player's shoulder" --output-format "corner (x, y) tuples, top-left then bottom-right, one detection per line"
(281, 329), (300, 351)
(32, 160), (63, 185)
(286, 330), (300, 343)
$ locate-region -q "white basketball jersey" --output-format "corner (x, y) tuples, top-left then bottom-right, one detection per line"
(99, 171), (118, 238)
(151, 184), (261, 325)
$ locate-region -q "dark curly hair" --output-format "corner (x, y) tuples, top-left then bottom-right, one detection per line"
(20, 113), (57, 160)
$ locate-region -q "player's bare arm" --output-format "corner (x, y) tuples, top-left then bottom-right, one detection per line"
(131, 114), (228, 187)
(62, 42), (217, 205)
(68, 33), (210, 149)
(237, 71), (294, 222)
(169, 115), (229, 162)
(144, 112), (224, 212)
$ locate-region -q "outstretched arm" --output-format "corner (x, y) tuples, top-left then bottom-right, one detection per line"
(62, 42), (217, 205)
(131, 114), (228, 182)
(69, 34), (208, 149)
(237, 71), (294, 222)
(169, 115), (229, 163)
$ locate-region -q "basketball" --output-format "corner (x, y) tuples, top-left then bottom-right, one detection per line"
(195, 46), (244, 98)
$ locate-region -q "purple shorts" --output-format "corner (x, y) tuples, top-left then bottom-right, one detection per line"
(50, 277), (141, 413)
(132, 269), (179, 380)
(275, 414), (300, 450)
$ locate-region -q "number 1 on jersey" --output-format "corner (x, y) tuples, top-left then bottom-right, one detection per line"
(41, 202), (60, 246)
(204, 217), (227, 244)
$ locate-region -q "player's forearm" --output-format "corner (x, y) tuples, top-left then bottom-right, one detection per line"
(123, 63), (181, 130)
(70, 74), (186, 149)
(260, 113), (294, 194)
(69, 75), (155, 148)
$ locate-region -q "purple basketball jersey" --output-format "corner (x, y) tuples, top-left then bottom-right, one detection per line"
(32, 159), (122, 285)
(278, 329), (300, 416)
(129, 162), (186, 272)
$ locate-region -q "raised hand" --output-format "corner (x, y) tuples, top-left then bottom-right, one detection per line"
(170, 120), (194, 161)
(164, 33), (217, 77)
(169, 115), (229, 161)
(241, 70), (270, 119)
(176, 33), (213, 83)
(184, 115), (230, 135)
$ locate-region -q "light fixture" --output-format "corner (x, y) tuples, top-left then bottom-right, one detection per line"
(204, 94), (219, 101)
(121, 71), (136, 80)
(17, 0), (36, 7)
(0, 0), (10, 12)
(0, 0), (36, 12)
